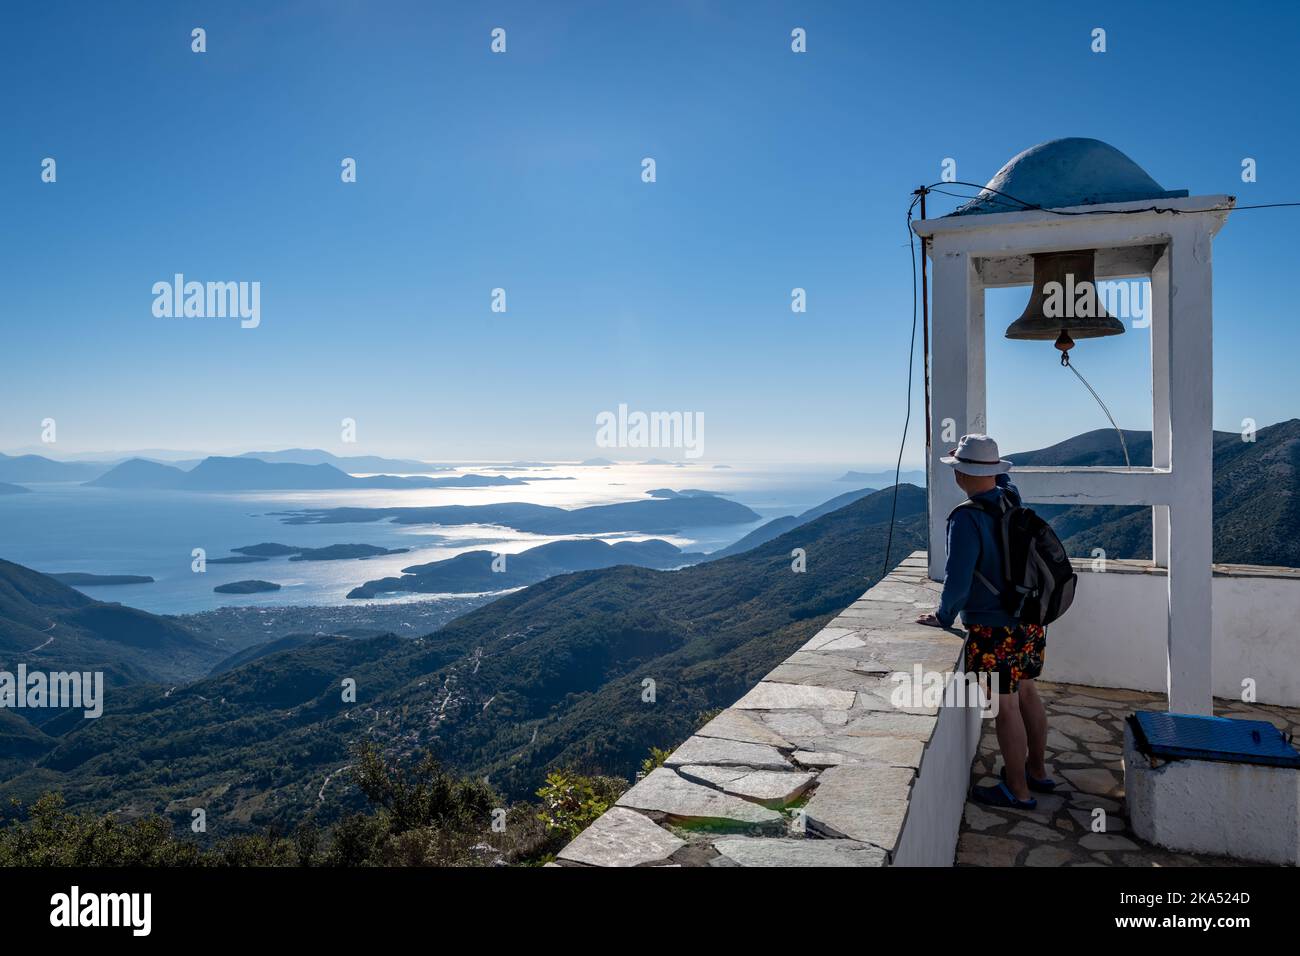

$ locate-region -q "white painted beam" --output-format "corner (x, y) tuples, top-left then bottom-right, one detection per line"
(912, 195), (1234, 244)
(1012, 467), (1171, 506)
(975, 244), (1165, 288)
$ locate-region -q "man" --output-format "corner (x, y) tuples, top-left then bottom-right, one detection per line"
(916, 434), (1056, 810)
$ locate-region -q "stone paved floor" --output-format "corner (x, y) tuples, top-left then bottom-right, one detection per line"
(957, 681), (1300, 866)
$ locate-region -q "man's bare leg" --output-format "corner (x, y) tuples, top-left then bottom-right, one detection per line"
(994, 691), (1032, 801)
(1018, 678), (1048, 780)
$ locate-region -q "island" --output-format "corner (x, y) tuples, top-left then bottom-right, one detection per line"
(347, 537), (704, 599)
(213, 580), (282, 594)
(646, 488), (727, 499)
(836, 468), (927, 486)
(49, 572), (155, 586)
(274, 493), (761, 533)
(224, 542), (410, 562)
(287, 544), (410, 562)
(231, 543), (301, 557)
(85, 455), (549, 491)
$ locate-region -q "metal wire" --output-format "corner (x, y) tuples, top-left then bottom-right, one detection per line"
(1062, 354), (1131, 469)
(882, 192), (923, 578)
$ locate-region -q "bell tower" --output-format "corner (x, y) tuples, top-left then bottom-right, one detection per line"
(912, 138), (1233, 716)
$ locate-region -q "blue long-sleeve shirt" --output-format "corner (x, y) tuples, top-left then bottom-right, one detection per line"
(935, 475), (1021, 629)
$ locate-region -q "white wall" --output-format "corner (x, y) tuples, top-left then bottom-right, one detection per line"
(1043, 566), (1300, 707)
(893, 681), (982, 866)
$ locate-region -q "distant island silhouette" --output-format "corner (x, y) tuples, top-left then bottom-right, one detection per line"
(49, 572), (154, 586)
(214, 580), (281, 594)
(86, 456), (550, 492)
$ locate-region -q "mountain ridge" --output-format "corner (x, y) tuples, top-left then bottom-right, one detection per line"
(347, 537), (706, 599)
(0, 559), (246, 694)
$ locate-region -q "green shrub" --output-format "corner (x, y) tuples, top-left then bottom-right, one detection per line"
(535, 770), (626, 836)
(639, 746), (673, 778)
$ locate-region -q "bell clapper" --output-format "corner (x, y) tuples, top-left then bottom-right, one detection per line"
(1055, 330), (1074, 366)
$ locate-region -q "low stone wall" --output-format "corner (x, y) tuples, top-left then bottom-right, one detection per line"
(1043, 560), (1300, 706)
(555, 552), (981, 867)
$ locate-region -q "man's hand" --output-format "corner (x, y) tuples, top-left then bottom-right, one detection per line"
(916, 613), (943, 627)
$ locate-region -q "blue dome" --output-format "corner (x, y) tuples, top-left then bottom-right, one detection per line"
(949, 138), (1187, 216)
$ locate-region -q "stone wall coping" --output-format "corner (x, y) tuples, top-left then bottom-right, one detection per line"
(1073, 558), (1300, 580)
(555, 551), (966, 867)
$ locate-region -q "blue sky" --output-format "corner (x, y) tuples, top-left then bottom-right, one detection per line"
(1, 0), (1295, 464)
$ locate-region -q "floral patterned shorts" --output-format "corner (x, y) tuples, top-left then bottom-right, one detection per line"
(964, 623), (1046, 694)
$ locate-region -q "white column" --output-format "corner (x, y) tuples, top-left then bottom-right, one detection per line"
(1150, 250), (1171, 568)
(1165, 223), (1215, 715)
(928, 248), (975, 580)
(968, 273), (987, 436)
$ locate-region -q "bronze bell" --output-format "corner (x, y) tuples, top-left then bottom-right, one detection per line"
(1005, 250), (1126, 354)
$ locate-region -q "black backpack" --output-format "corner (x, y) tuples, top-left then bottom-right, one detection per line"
(952, 493), (1077, 626)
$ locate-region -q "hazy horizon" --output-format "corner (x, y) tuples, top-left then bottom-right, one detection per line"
(0, 444), (926, 471)
(4, 410), (1295, 471)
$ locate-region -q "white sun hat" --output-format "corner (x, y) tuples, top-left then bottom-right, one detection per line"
(939, 434), (1013, 477)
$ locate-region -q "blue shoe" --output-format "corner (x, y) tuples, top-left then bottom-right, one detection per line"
(1001, 765), (1057, 794)
(971, 781), (1037, 810)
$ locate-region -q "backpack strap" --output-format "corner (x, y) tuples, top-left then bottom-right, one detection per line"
(949, 494), (1014, 595)
(972, 567), (999, 596)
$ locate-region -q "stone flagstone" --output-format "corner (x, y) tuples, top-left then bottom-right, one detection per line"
(1060, 767), (1122, 797)
(696, 709), (793, 749)
(801, 627), (859, 651)
(963, 803), (1005, 831)
(710, 838), (886, 867)
(1047, 729), (1079, 753)
(676, 765), (816, 805)
(763, 663), (830, 683)
(795, 733), (925, 768)
(759, 711), (828, 738)
(803, 765), (915, 852)
(791, 750), (854, 768)
(842, 711), (937, 740)
(556, 807), (685, 867)
(733, 681), (856, 711)
(663, 735), (792, 770)
(1024, 845), (1072, 867)
(1079, 833), (1139, 852)
(1068, 808), (1126, 833)
(819, 633), (869, 651)
(1008, 820), (1064, 843)
(616, 768), (784, 827)
(956, 833), (1024, 867)
(1050, 713), (1112, 743)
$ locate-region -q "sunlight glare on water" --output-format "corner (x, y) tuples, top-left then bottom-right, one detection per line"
(0, 461), (880, 613)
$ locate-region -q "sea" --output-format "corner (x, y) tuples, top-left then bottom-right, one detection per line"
(0, 462), (897, 615)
